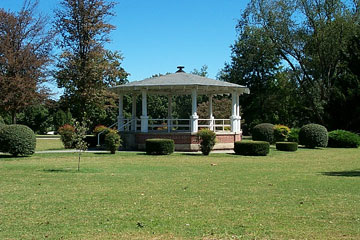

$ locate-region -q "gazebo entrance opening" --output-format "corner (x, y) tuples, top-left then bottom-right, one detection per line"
(110, 67), (249, 151)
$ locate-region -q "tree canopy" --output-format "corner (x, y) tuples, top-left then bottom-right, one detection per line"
(221, 0), (360, 132)
(0, 0), (53, 123)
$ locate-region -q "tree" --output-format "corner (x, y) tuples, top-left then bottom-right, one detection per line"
(73, 118), (89, 171)
(54, 0), (128, 127)
(222, 0), (360, 131)
(0, 0), (53, 123)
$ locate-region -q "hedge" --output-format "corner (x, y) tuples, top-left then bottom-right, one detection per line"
(104, 132), (122, 154)
(252, 123), (275, 143)
(0, 124), (36, 156)
(328, 130), (360, 148)
(234, 141), (270, 156)
(276, 142), (298, 151)
(145, 139), (175, 155)
(299, 124), (328, 148)
(197, 129), (216, 155)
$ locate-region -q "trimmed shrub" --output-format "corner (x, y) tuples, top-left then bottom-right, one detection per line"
(328, 130), (360, 148)
(288, 128), (300, 143)
(276, 142), (298, 151)
(252, 123), (275, 143)
(58, 124), (75, 149)
(0, 124), (36, 156)
(274, 124), (291, 142)
(234, 141), (270, 156)
(197, 129), (216, 155)
(104, 131), (122, 154)
(299, 124), (328, 148)
(146, 139), (175, 155)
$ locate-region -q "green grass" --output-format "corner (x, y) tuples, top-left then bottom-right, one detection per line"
(36, 138), (65, 151)
(1, 147), (360, 239)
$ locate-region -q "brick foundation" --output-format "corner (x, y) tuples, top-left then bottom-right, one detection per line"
(121, 131), (242, 151)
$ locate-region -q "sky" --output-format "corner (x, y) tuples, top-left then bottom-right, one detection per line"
(0, 0), (250, 96)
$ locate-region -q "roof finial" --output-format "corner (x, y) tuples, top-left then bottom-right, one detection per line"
(176, 66), (185, 73)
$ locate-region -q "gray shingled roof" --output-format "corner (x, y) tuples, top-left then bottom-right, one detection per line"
(110, 72), (250, 95)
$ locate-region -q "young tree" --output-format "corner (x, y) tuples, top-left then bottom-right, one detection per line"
(73, 118), (89, 171)
(0, 0), (53, 123)
(54, 0), (128, 126)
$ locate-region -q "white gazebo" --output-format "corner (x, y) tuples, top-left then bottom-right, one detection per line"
(109, 66), (249, 151)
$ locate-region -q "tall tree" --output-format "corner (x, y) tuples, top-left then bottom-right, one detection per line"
(54, 0), (128, 126)
(0, 0), (53, 123)
(220, 26), (301, 131)
(223, 0), (360, 131)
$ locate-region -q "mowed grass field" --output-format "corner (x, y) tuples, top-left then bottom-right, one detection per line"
(1, 147), (360, 239)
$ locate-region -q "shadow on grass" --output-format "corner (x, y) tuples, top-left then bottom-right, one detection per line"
(321, 170), (360, 177)
(43, 168), (74, 173)
(93, 152), (111, 155)
(180, 153), (203, 156)
(0, 154), (29, 160)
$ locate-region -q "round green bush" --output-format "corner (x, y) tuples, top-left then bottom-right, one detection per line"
(252, 123), (275, 143)
(146, 139), (175, 155)
(0, 124), (36, 156)
(104, 131), (122, 154)
(276, 142), (298, 151)
(197, 129), (216, 155)
(234, 141), (270, 156)
(299, 124), (328, 148)
(328, 130), (360, 148)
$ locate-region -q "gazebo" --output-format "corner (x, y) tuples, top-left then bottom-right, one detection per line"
(109, 66), (249, 151)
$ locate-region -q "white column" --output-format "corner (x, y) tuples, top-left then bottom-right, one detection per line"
(117, 94), (124, 131)
(167, 95), (172, 133)
(209, 95), (214, 131)
(131, 95), (137, 131)
(230, 92), (237, 132)
(236, 92), (241, 133)
(190, 89), (199, 133)
(141, 90), (148, 132)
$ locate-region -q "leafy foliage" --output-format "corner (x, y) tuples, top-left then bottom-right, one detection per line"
(53, 109), (72, 133)
(234, 141), (270, 156)
(328, 130), (360, 148)
(145, 139), (175, 155)
(252, 123), (275, 143)
(104, 131), (122, 154)
(197, 129), (216, 155)
(276, 142), (298, 152)
(287, 128), (300, 143)
(54, 0), (128, 126)
(0, 124), (36, 156)
(17, 104), (52, 134)
(0, 1), (53, 123)
(274, 124), (291, 142)
(221, 0), (360, 132)
(58, 124), (75, 149)
(299, 124), (328, 148)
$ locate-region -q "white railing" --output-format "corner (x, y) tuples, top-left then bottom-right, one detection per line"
(198, 119), (231, 132)
(148, 119), (191, 132)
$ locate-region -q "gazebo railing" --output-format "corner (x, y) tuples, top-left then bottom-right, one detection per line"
(148, 118), (190, 132)
(198, 118), (231, 132)
(118, 118), (231, 132)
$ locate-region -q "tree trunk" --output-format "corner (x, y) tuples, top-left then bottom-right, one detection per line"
(11, 111), (16, 124)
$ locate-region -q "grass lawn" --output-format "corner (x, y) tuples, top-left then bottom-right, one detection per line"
(1, 147), (359, 239)
(36, 138), (65, 151)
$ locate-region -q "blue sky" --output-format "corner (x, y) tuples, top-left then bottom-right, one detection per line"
(1, 0), (249, 95)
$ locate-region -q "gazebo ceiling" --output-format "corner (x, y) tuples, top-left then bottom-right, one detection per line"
(110, 71), (250, 95)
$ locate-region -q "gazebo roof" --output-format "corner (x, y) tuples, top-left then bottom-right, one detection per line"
(110, 71), (250, 95)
